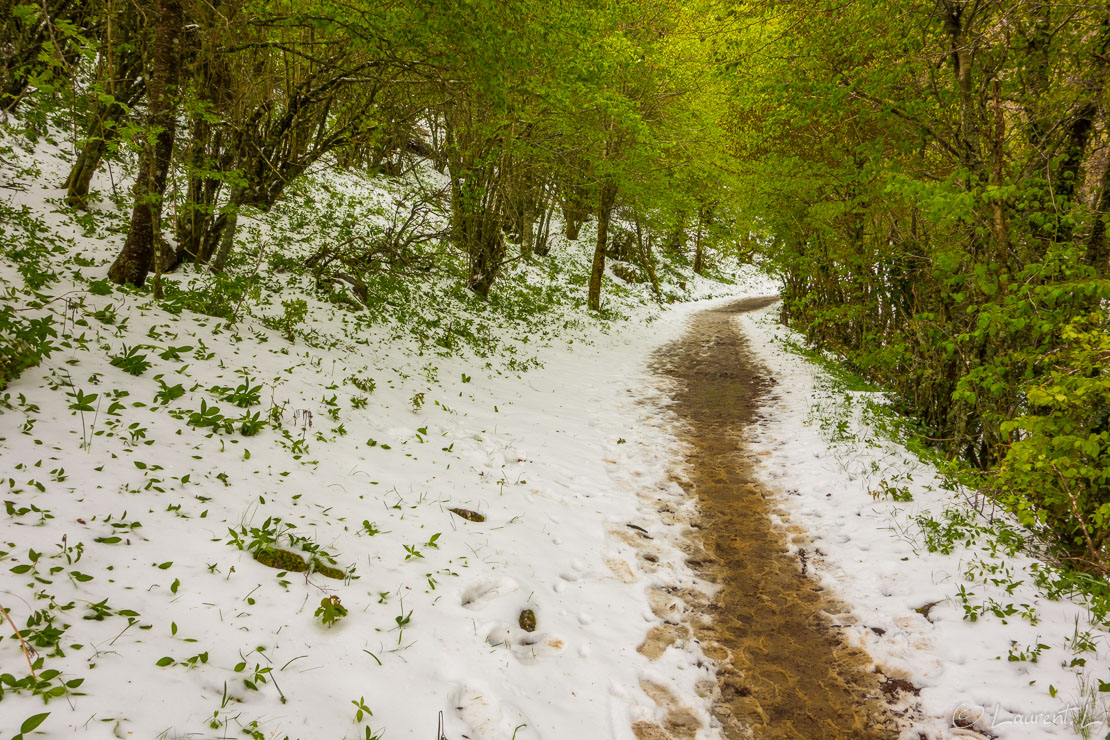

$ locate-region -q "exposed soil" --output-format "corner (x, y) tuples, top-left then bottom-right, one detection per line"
(649, 297), (901, 739)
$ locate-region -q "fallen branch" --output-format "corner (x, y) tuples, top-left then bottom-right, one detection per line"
(0, 600), (37, 678)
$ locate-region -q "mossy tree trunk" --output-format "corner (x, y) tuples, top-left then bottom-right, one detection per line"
(561, 183), (592, 240)
(634, 215), (661, 301)
(63, 39), (145, 208)
(533, 185), (556, 257)
(454, 171), (507, 298)
(692, 206), (706, 275)
(587, 180), (618, 312)
(108, 0), (184, 288)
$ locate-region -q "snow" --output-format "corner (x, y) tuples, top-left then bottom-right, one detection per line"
(4, 121), (1108, 740)
(0, 126), (772, 739)
(0, 288), (760, 739)
(738, 304), (1110, 740)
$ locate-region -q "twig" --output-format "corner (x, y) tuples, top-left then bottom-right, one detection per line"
(14, 288), (91, 311)
(1052, 463), (1108, 574)
(0, 601), (37, 678)
(227, 241), (270, 326)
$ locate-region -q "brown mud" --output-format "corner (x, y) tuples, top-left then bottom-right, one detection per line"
(643, 297), (903, 739)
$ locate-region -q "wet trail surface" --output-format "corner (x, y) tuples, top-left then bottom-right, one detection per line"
(652, 297), (899, 739)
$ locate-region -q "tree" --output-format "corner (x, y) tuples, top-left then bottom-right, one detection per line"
(62, 2), (145, 207)
(107, 0), (185, 289)
(720, 0), (1110, 569)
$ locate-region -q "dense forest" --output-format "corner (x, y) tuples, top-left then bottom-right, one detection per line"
(1, 0), (1109, 586)
(728, 1), (1110, 576)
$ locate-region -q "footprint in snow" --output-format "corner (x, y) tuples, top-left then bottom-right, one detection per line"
(485, 625), (566, 664)
(452, 680), (538, 740)
(460, 577), (518, 610)
(604, 556), (639, 584)
(558, 558), (591, 582)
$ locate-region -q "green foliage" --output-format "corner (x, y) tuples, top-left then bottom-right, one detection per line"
(0, 201), (66, 289)
(998, 307), (1110, 569)
(870, 480), (913, 503)
(273, 299), (308, 342)
(315, 595), (347, 628)
(228, 516), (346, 580)
(154, 379), (185, 405)
(224, 376), (262, 407)
(0, 302), (56, 392)
(160, 273), (256, 320)
(187, 400), (231, 432)
(14, 711), (50, 739)
(109, 344), (152, 376)
(238, 411), (265, 437)
(724, 0), (1110, 573)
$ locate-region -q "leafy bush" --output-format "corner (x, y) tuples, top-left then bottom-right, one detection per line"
(273, 299), (308, 342)
(0, 303), (56, 392)
(160, 272), (257, 320)
(999, 310), (1110, 571)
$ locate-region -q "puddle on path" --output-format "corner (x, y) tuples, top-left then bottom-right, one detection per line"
(647, 297), (902, 739)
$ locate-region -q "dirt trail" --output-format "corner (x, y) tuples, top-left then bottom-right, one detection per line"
(647, 297), (900, 739)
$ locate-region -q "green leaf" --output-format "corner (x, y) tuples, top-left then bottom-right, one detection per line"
(155, 656), (174, 667)
(21, 712), (49, 733)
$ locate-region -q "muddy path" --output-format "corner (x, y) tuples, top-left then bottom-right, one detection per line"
(648, 297), (901, 739)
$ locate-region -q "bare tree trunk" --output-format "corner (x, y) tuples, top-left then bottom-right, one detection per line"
(107, 0), (184, 287)
(587, 180), (618, 312)
(634, 215), (661, 301)
(693, 207), (705, 275)
(534, 186), (555, 256)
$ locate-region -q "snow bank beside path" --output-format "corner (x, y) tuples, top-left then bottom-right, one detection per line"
(738, 303), (1110, 740)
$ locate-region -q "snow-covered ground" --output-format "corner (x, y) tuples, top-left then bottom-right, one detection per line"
(4, 122), (1110, 740)
(0, 125), (773, 739)
(0, 286), (765, 740)
(739, 305), (1110, 740)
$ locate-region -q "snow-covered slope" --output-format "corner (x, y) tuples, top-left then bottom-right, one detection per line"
(0, 127), (775, 739)
(739, 305), (1110, 740)
(7, 121), (1108, 740)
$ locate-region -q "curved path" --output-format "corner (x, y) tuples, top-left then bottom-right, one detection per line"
(651, 297), (900, 739)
